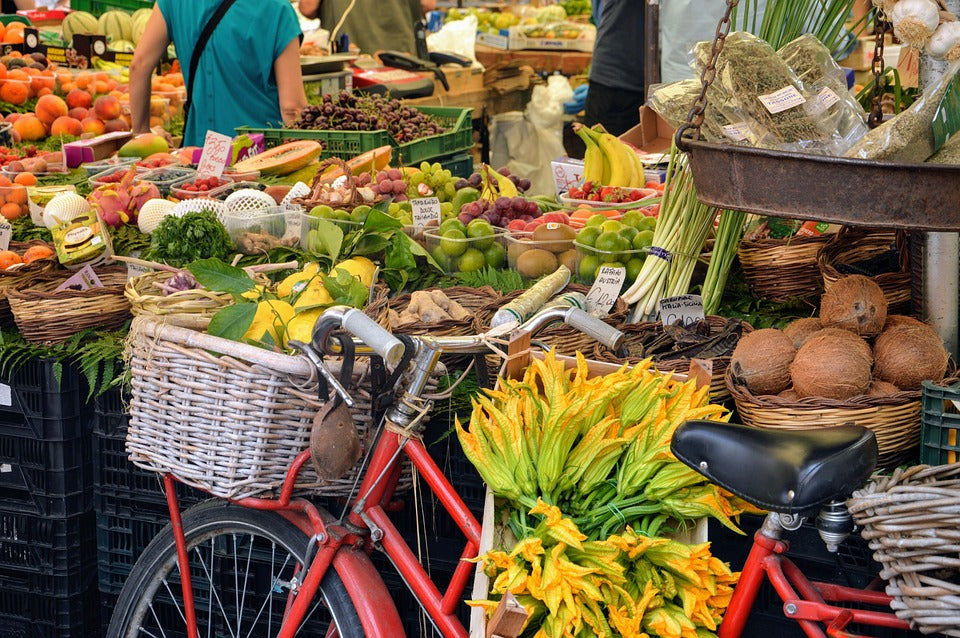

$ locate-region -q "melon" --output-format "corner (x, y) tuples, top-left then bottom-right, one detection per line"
(62, 11), (99, 43)
(820, 274), (887, 337)
(131, 8), (152, 44)
(729, 328), (796, 395)
(873, 323), (949, 390)
(98, 10), (133, 43)
(790, 328), (873, 400)
(233, 140), (323, 176)
(108, 39), (136, 53)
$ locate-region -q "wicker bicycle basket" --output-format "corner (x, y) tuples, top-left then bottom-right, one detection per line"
(124, 316), (409, 500)
(726, 367), (926, 469)
(374, 285), (502, 336)
(0, 240), (58, 327)
(738, 233), (833, 302)
(8, 265), (130, 344)
(847, 463), (960, 637)
(818, 227), (910, 314)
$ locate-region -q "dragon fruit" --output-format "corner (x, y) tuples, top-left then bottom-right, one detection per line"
(86, 168), (161, 228)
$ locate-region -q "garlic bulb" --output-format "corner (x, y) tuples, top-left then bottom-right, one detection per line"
(873, 0), (898, 14)
(927, 20), (960, 60)
(891, 0), (942, 48)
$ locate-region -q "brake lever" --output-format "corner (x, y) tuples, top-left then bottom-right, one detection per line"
(288, 339), (358, 409)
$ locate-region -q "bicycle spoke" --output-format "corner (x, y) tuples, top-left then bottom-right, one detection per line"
(193, 539), (237, 638)
(146, 603), (168, 638)
(238, 534), (255, 635)
(243, 549), (295, 638)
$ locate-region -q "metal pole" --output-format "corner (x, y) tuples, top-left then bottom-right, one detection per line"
(921, 0), (960, 356)
(644, 0), (661, 100)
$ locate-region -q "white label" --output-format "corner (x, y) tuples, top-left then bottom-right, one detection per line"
(55, 264), (103, 292)
(757, 85), (806, 114)
(721, 122), (752, 142)
(806, 87), (841, 116)
(0, 463), (10, 474)
(411, 197), (441, 229)
(0, 221), (10, 252)
(126, 261), (151, 281)
(0, 383), (10, 407)
(659, 294), (705, 326)
(586, 266), (626, 315)
(196, 130), (233, 179)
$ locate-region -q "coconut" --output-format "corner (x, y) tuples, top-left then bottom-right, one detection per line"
(778, 388), (800, 401)
(729, 328), (796, 395)
(782, 317), (823, 350)
(882, 314), (926, 331)
(820, 274), (888, 337)
(790, 328), (873, 400)
(866, 379), (901, 397)
(873, 323), (949, 390)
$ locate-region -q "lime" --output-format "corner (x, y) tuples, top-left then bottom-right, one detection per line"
(633, 229), (654, 250)
(600, 220), (623, 234)
(439, 229), (468, 257)
(578, 254), (600, 282)
(595, 231), (627, 256)
(458, 248), (486, 272)
(310, 204), (334, 218)
(625, 257), (645, 282)
(585, 214), (607, 228)
(638, 216), (657, 232)
(333, 209), (352, 221)
(439, 218), (467, 236)
(576, 225), (601, 248)
(621, 210), (643, 228)
(483, 242), (506, 268)
(350, 204), (371, 224)
(619, 226), (638, 244)
(466, 218), (496, 250)
(431, 246), (454, 272)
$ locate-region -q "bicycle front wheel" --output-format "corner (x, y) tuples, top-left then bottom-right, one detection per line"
(107, 499), (365, 638)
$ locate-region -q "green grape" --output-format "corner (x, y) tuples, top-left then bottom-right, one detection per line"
(443, 182), (456, 198)
(431, 162), (442, 173)
(420, 161), (431, 172)
(442, 170), (452, 180)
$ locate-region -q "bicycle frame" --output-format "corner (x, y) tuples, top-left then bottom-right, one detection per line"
(720, 512), (910, 638)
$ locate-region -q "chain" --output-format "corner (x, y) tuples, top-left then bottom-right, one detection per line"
(676, 0), (738, 149)
(868, 10), (888, 128)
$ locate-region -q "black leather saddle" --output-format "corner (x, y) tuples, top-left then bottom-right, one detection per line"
(671, 421), (878, 514)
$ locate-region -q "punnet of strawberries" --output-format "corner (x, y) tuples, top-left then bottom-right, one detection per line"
(566, 181), (659, 202)
(178, 176), (231, 192)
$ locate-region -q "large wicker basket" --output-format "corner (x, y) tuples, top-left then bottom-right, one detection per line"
(726, 368), (923, 469)
(818, 227), (910, 314)
(8, 266), (130, 343)
(738, 233), (833, 302)
(848, 463), (960, 637)
(125, 270), (260, 330)
(0, 240), (58, 327)
(125, 316), (390, 500)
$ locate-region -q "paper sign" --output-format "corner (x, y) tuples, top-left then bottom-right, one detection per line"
(0, 220), (10, 251)
(55, 265), (104, 292)
(933, 73), (960, 153)
(126, 261), (151, 281)
(586, 266), (626, 315)
(758, 85), (805, 114)
(721, 122), (752, 142)
(0, 464), (10, 474)
(659, 294), (705, 326)
(805, 87), (841, 116)
(411, 197), (441, 229)
(0, 383), (10, 407)
(196, 130), (233, 179)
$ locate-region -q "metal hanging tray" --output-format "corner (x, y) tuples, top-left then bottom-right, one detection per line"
(683, 139), (960, 232)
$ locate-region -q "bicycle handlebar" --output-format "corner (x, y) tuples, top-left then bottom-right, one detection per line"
(564, 307), (624, 350)
(313, 306), (406, 367)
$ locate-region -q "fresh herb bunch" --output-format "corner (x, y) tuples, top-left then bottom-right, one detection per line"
(111, 224), (151, 256)
(143, 209), (235, 266)
(10, 215), (52, 243)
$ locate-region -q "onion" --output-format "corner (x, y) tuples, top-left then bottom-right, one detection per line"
(891, 0), (941, 49)
(926, 21), (960, 60)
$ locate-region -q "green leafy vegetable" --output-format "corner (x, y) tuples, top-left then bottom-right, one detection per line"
(143, 210), (234, 267)
(323, 268), (369, 308)
(111, 224), (150, 256)
(10, 215), (52, 243)
(186, 258), (256, 296)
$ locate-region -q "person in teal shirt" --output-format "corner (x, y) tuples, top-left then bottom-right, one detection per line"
(129, 0), (306, 147)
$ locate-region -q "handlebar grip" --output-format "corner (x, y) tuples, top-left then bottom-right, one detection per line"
(566, 308), (624, 351)
(340, 308), (405, 367)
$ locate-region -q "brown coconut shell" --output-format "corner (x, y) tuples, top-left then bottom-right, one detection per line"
(790, 328), (873, 400)
(866, 379), (901, 397)
(783, 317), (823, 350)
(873, 323), (949, 390)
(820, 274), (888, 338)
(883, 314), (926, 331)
(778, 388), (800, 401)
(729, 328), (796, 395)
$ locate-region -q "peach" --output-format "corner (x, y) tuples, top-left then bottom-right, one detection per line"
(81, 117), (106, 136)
(93, 95), (121, 121)
(104, 118), (129, 133)
(65, 89), (92, 110)
(13, 115), (45, 141)
(50, 116), (83, 137)
(4, 113), (21, 124)
(68, 107), (88, 121)
(35, 94), (68, 126)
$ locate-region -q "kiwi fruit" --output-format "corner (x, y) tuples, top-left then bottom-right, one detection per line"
(516, 249), (558, 279)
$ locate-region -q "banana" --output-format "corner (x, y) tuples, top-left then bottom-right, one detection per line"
(487, 164), (518, 198)
(598, 132), (636, 187)
(580, 125), (613, 184)
(574, 125), (605, 184)
(626, 141), (646, 188)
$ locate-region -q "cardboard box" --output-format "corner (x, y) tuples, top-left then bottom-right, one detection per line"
(439, 63), (485, 95)
(476, 25), (595, 52)
(619, 105), (674, 156)
(550, 156), (584, 196)
(63, 132), (134, 168)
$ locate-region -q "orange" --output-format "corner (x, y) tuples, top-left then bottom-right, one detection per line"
(5, 185), (27, 205)
(0, 81), (28, 105)
(0, 202), (23, 220)
(0, 175), (12, 188)
(0, 250), (21, 269)
(13, 172), (36, 186)
(3, 31), (24, 45)
(22, 245), (53, 264)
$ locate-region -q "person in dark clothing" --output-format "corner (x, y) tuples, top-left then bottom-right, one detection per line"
(583, 0), (645, 136)
(1, 0), (35, 13)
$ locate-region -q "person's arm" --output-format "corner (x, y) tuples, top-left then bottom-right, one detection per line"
(298, 0), (320, 19)
(14, 0), (37, 9)
(274, 36), (307, 125)
(420, 0), (435, 14)
(129, 5), (169, 134)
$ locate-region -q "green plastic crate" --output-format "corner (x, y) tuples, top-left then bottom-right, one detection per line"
(438, 152), (474, 179)
(920, 379), (960, 465)
(69, 0), (154, 14)
(236, 106), (474, 165)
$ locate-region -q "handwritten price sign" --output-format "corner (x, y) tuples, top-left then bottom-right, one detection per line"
(196, 130), (233, 179)
(0, 220), (10, 251)
(411, 197), (441, 229)
(658, 294), (705, 326)
(586, 266), (626, 315)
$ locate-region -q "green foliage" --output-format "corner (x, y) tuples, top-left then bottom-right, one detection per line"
(143, 210), (234, 266)
(856, 67), (921, 115)
(186, 258), (256, 295)
(111, 224), (150, 256)
(716, 263), (817, 329)
(453, 266), (526, 294)
(323, 267), (369, 308)
(731, 0), (867, 54)
(207, 302), (258, 342)
(10, 215), (52, 243)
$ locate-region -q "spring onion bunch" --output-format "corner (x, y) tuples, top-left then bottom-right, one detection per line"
(701, 209), (748, 315)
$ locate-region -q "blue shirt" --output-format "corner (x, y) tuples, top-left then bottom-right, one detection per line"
(157, 0), (302, 146)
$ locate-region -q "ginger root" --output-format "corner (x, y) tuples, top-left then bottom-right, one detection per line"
(393, 290), (471, 325)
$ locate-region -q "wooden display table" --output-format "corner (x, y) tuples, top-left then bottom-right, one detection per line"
(474, 44), (592, 76)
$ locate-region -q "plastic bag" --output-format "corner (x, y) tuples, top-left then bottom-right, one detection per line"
(427, 14), (478, 62)
(845, 60), (960, 162)
(490, 109), (565, 198)
(648, 79), (701, 129)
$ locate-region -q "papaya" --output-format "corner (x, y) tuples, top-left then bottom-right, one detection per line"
(233, 140), (322, 176)
(317, 145), (392, 184)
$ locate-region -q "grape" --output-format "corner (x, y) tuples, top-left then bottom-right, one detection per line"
(291, 94), (445, 142)
(458, 212), (473, 224)
(509, 176), (520, 187)
(495, 196), (511, 210)
(510, 196), (526, 211)
(525, 201), (539, 215)
(497, 167), (511, 177)
(468, 173), (482, 187)
(454, 178), (469, 190)
(518, 178), (531, 192)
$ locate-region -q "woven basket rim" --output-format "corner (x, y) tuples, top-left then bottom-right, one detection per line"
(818, 227), (909, 279)
(739, 232), (835, 250)
(6, 267), (128, 301)
(0, 240), (58, 288)
(379, 285), (501, 332)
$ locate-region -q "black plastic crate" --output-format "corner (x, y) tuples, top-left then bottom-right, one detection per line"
(0, 433), (91, 517)
(91, 385), (128, 439)
(0, 358), (86, 440)
(371, 550), (466, 637)
(0, 586), (100, 638)
(95, 512), (167, 596)
(0, 510), (97, 597)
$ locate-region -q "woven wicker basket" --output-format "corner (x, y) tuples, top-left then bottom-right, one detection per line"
(726, 367), (924, 469)
(738, 233), (833, 302)
(374, 285), (501, 336)
(593, 316), (752, 403)
(818, 227), (910, 314)
(125, 316), (408, 500)
(0, 240), (58, 327)
(8, 266), (130, 343)
(126, 270), (266, 330)
(848, 463), (960, 637)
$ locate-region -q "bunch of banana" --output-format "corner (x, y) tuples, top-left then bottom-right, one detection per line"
(574, 123), (646, 188)
(478, 163), (518, 202)
(93, 57), (130, 83)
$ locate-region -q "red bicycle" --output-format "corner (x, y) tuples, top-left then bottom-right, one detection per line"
(672, 419), (914, 638)
(106, 304), (624, 637)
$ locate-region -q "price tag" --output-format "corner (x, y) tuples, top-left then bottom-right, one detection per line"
(55, 265), (103, 292)
(805, 87), (841, 116)
(196, 130), (233, 179)
(0, 220), (10, 251)
(0, 464), (10, 474)
(586, 266), (626, 315)
(411, 197), (441, 229)
(658, 294), (705, 326)
(126, 261), (151, 281)
(757, 85), (805, 114)
(0, 383), (10, 407)
(721, 122), (752, 142)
